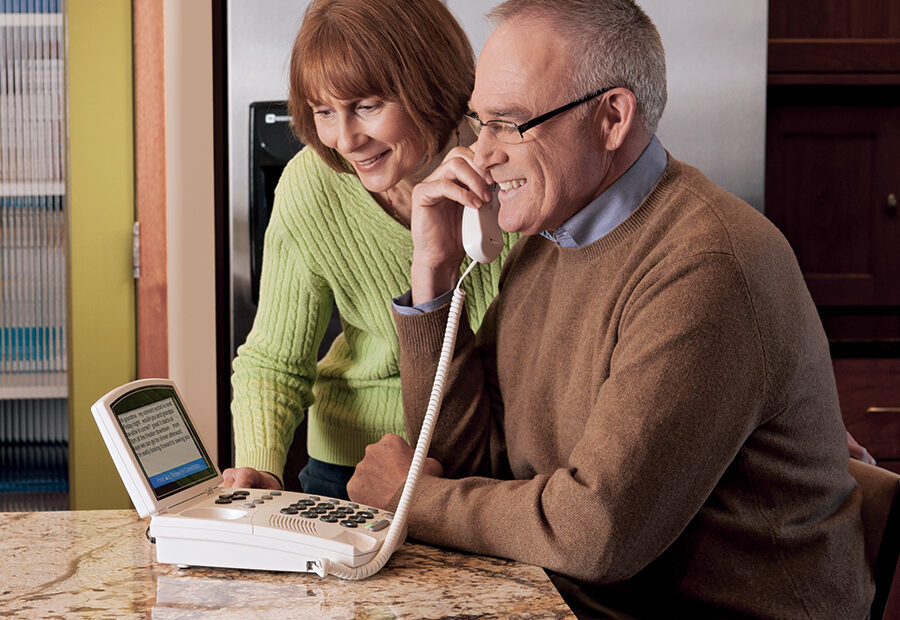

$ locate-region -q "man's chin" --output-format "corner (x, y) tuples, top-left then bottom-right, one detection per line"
(498, 210), (527, 235)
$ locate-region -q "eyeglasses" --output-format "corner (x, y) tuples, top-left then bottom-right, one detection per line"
(464, 86), (615, 145)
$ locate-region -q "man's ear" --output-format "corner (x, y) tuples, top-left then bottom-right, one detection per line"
(593, 88), (637, 151)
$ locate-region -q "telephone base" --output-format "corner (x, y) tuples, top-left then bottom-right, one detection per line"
(150, 488), (392, 572)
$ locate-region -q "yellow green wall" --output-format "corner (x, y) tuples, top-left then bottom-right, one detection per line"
(67, 0), (136, 509)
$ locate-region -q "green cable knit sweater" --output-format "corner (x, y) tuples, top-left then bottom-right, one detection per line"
(231, 147), (517, 480)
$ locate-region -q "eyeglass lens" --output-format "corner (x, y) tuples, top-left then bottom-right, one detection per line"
(465, 116), (522, 144)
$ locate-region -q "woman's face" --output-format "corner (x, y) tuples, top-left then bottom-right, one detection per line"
(309, 95), (428, 192)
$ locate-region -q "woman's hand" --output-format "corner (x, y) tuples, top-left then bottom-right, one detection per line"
(847, 431), (876, 465)
(410, 145), (494, 304)
(221, 466), (282, 490)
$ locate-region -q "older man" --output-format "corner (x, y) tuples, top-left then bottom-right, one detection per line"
(348, 0), (871, 617)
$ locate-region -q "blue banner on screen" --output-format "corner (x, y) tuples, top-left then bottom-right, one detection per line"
(149, 458), (208, 489)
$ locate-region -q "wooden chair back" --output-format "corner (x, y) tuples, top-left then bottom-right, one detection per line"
(849, 459), (900, 620)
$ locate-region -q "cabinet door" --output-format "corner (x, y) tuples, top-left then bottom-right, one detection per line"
(766, 102), (900, 307)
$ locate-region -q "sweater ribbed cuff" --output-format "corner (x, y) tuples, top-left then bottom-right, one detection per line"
(234, 447), (288, 484)
(393, 300), (457, 355)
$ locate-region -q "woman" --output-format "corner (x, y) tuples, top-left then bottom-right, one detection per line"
(223, 0), (517, 499)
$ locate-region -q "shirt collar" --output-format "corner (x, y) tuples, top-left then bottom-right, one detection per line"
(540, 135), (666, 248)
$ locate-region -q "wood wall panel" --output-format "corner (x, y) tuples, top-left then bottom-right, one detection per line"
(133, 0), (168, 379)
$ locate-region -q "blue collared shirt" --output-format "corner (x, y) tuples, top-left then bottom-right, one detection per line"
(394, 136), (667, 313)
(539, 135), (666, 248)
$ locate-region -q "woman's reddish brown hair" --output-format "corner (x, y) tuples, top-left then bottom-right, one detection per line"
(289, 0), (475, 174)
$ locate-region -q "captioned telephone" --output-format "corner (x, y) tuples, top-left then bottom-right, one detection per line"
(91, 379), (396, 573)
(90, 186), (503, 579)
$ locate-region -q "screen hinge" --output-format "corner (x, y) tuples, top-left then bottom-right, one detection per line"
(132, 221), (141, 279)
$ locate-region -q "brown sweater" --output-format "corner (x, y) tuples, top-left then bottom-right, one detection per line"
(394, 157), (872, 619)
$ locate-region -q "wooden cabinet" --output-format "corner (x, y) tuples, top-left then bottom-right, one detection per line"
(767, 92), (900, 314)
(766, 1), (900, 466)
(768, 0), (900, 83)
(767, 9), (900, 612)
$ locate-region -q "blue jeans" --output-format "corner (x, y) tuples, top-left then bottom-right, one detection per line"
(298, 457), (355, 500)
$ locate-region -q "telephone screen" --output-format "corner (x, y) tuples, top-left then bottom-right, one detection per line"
(109, 385), (217, 499)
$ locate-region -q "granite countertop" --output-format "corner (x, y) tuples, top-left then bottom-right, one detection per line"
(0, 509), (575, 619)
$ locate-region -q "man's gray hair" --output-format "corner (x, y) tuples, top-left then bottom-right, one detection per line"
(489, 0), (667, 134)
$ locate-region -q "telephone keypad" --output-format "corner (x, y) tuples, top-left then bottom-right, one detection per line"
(215, 491), (389, 532)
(261, 494), (391, 530)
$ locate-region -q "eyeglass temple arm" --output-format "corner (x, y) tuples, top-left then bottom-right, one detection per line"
(516, 86), (614, 136)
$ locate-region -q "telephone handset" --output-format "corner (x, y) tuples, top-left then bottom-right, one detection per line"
(462, 185), (503, 264)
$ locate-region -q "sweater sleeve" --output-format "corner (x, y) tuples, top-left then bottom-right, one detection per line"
(231, 154), (336, 480)
(396, 300), (510, 480)
(395, 252), (768, 584)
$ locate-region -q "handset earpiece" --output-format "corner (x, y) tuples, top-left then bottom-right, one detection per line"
(462, 185), (503, 264)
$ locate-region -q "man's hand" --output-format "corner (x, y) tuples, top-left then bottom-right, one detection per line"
(221, 466), (282, 490)
(410, 146), (494, 304)
(347, 434), (444, 510)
